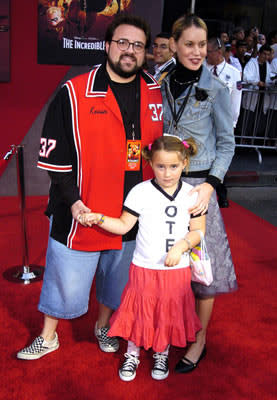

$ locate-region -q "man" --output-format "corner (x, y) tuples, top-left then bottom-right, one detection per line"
(152, 32), (175, 84)
(205, 37), (242, 208)
(243, 44), (272, 91)
(220, 31), (229, 44)
(234, 40), (249, 72)
(224, 42), (242, 74)
(242, 44), (272, 134)
(270, 30), (277, 58)
(245, 34), (258, 58)
(17, 14), (163, 360)
(232, 26), (245, 41)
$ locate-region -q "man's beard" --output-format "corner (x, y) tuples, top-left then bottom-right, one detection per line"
(107, 53), (143, 78)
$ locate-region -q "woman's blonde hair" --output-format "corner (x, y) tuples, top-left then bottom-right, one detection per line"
(172, 14), (208, 42)
(142, 135), (197, 173)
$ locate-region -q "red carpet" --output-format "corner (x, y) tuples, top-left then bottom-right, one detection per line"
(0, 197), (276, 400)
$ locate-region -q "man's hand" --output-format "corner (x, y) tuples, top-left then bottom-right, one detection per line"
(71, 200), (91, 226)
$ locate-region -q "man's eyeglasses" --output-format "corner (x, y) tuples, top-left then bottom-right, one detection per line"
(152, 43), (168, 50)
(111, 39), (145, 53)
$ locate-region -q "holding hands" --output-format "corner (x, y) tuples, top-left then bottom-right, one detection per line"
(77, 212), (102, 227)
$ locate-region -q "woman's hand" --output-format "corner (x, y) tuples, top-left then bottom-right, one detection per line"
(188, 182), (214, 216)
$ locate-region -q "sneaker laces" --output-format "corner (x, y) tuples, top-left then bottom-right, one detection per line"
(153, 353), (168, 372)
(121, 353), (140, 375)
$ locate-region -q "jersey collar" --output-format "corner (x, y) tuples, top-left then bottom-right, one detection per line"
(151, 178), (182, 201)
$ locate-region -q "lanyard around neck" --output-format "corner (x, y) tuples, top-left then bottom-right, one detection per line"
(165, 82), (194, 129)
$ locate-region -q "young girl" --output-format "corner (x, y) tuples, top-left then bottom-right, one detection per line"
(79, 136), (206, 381)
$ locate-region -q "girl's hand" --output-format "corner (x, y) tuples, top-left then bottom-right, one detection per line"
(78, 212), (102, 227)
(188, 182), (214, 216)
(165, 245), (183, 267)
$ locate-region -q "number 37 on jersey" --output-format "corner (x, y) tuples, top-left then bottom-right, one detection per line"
(149, 103), (163, 121)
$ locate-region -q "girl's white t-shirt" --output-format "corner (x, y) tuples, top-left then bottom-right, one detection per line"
(123, 179), (198, 270)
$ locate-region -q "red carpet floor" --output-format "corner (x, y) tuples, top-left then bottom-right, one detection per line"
(0, 196), (276, 400)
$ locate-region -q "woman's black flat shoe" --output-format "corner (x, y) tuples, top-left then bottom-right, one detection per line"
(175, 346), (207, 373)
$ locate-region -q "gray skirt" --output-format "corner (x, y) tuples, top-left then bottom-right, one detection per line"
(182, 177), (238, 298)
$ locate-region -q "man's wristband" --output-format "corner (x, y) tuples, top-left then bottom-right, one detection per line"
(98, 214), (105, 225)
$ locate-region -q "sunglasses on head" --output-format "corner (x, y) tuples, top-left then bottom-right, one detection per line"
(216, 38), (222, 49)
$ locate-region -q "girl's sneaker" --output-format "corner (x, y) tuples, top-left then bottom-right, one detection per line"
(119, 353), (140, 381)
(151, 353), (169, 380)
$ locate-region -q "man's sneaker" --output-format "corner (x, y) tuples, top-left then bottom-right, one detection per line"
(151, 353), (169, 380)
(119, 353), (140, 382)
(17, 333), (59, 360)
(94, 322), (119, 353)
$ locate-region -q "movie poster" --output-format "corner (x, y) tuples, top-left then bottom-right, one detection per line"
(38, 0), (164, 65)
(0, 0), (10, 82)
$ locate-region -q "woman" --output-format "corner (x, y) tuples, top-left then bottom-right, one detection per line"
(161, 14), (238, 373)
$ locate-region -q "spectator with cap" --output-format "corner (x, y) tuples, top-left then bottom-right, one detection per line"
(152, 32), (176, 84)
(205, 37), (242, 208)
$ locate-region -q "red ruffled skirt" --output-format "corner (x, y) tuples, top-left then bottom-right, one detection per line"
(108, 263), (201, 352)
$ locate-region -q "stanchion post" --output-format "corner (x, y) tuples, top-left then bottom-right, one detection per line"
(3, 144), (44, 284)
(17, 146), (29, 267)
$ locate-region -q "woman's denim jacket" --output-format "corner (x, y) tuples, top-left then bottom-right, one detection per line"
(161, 65), (235, 181)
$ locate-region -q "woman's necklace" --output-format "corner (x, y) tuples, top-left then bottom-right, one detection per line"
(173, 77), (199, 86)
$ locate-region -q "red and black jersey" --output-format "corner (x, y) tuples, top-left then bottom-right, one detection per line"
(38, 64), (163, 251)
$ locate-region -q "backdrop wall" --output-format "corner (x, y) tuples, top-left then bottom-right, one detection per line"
(0, 0), (69, 165)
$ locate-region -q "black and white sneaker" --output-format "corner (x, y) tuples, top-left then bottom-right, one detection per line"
(151, 353), (169, 380)
(94, 322), (119, 353)
(119, 353), (140, 382)
(17, 333), (59, 360)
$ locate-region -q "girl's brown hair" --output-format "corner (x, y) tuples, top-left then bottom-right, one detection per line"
(142, 135), (197, 173)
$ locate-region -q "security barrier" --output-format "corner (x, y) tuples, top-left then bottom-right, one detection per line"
(235, 84), (277, 163)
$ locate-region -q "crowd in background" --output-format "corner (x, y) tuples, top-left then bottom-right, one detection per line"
(218, 26), (277, 76)
(149, 24), (277, 148)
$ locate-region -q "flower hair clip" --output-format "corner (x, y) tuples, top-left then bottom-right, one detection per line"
(182, 140), (190, 149)
(148, 143), (152, 151)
